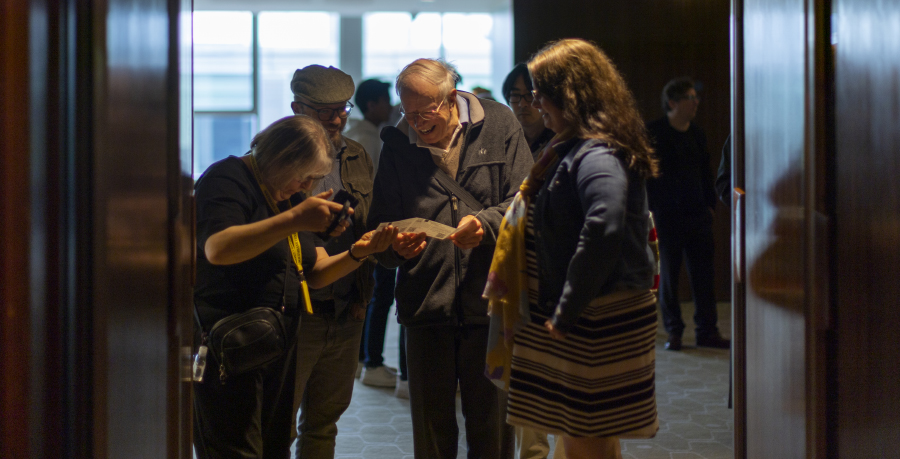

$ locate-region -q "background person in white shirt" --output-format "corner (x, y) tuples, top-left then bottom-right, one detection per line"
(345, 79), (393, 171)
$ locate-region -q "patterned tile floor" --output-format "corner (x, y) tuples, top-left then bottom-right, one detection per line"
(333, 301), (734, 459)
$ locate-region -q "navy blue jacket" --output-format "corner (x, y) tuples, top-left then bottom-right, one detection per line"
(533, 139), (656, 333)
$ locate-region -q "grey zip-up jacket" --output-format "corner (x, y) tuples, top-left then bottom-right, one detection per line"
(367, 91), (533, 328)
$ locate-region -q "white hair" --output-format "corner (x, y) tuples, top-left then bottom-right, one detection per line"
(395, 59), (460, 100)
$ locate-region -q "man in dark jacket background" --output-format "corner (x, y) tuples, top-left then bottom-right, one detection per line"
(647, 77), (730, 352)
(367, 58), (533, 459)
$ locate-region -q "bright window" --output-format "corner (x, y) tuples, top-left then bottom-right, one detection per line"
(258, 12), (340, 129)
(193, 11), (253, 111)
(193, 114), (257, 177)
(442, 14), (494, 92)
(362, 12), (494, 98)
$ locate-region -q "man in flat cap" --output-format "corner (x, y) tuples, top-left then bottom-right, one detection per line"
(288, 64), (377, 459)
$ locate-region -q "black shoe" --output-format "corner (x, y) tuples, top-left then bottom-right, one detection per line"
(696, 333), (731, 349)
(665, 334), (682, 351)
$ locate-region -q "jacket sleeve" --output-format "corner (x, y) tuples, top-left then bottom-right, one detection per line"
(697, 127), (717, 210)
(643, 122), (663, 212)
(476, 121), (534, 247)
(367, 134), (408, 269)
(549, 150), (630, 334)
(715, 135), (731, 208)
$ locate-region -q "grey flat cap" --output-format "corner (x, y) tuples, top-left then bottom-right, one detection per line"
(290, 65), (355, 104)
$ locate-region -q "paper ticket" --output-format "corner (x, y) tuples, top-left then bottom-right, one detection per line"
(376, 218), (458, 240)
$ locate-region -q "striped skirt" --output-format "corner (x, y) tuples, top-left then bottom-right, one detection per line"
(506, 289), (659, 438)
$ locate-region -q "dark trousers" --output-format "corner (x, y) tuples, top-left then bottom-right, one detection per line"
(655, 212), (719, 338)
(398, 324), (407, 380)
(406, 324), (513, 459)
(194, 314), (299, 459)
(361, 264), (396, 368)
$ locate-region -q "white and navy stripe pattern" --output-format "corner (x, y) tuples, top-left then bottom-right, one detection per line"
(524, 205), (540, 309)
(507, 205), (658, 438)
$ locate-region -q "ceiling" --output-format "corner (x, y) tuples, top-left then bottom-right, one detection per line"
(194, 0), (511, 15)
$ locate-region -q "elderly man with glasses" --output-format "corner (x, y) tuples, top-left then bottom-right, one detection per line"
(367, 58), (533, 459)
(288, 65), (378, 459)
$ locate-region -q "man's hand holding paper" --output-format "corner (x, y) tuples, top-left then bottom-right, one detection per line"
(448, 215), (483, 249)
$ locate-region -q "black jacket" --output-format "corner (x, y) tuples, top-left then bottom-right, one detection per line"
(367, 92), (533, 328)
(646, 117), (717, 218)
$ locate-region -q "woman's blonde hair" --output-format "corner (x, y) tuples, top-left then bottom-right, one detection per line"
(528, 39), (658, 178)
(251, 115), (334, 190)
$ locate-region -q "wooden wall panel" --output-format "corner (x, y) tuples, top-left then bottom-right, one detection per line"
(834, 0), (900, 456)
(93, 0), (186, 456)
(742, 0), (813, 456)
(4, 0), (190, 457)
(1, 0), (32, 456)
(513, 0), (733, 301)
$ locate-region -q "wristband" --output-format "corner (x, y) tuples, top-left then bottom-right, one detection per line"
(348, 243), (367, 262)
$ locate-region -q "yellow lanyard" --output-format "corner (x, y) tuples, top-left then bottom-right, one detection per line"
(247, 154), (314, 314)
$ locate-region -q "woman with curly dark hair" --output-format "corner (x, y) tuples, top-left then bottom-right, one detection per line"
(485, 38), (659, 459)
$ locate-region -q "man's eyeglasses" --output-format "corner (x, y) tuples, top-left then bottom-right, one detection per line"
(679, 94), (700, 102)
(298, 100), (353, 121)
(400, 98), (445, 122)
(508, 92), (535, 104)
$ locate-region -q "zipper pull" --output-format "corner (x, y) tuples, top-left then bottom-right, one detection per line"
(452, 195), (458, 212)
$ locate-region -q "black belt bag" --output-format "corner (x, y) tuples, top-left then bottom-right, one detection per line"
(206, 306), (286, 383)
(193, 262), (293, 384)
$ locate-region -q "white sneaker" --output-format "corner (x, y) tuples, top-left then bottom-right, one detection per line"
(361, 365), (397, 388)
(394, 378), (409, 399)
(355, 361), (363, 379)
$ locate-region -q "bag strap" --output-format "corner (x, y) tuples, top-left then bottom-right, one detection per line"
(381, 126), (485, 212)
(193, 303), (207, 334)
(194, 259), (290, 338)
(432, 167), (485, 212)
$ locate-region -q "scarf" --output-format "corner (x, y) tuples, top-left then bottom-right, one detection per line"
(482, 131), (573, 390)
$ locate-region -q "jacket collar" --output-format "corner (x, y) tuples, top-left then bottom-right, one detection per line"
(340, 135), (359, 159)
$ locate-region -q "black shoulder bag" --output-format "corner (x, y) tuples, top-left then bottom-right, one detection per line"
(192, 264), (289, 384)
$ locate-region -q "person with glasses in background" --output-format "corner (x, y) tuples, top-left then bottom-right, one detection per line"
(367, 58), (533, 459)
(646, 77), (730, 352)
(501, 64), (556, 162)
(288, 65), (383, 459)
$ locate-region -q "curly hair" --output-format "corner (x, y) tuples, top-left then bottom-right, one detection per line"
(528, 39), (658, 179)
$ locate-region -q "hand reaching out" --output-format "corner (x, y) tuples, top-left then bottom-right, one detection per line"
(353, 226), (400, 257)
(392, 232), (427, 259)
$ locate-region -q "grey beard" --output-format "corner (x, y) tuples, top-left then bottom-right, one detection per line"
(329, 132), (343, 152)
